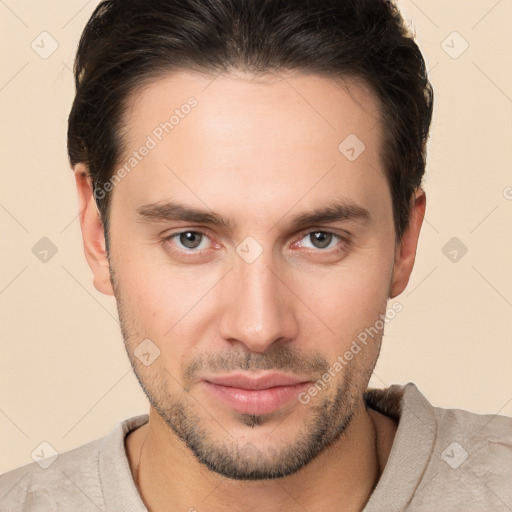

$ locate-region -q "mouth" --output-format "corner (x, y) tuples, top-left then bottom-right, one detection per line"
(202, 372), (312, 415)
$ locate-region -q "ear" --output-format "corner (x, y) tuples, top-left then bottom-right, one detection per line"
(389, 188), (426, 299)
(74, 163), (114, 296)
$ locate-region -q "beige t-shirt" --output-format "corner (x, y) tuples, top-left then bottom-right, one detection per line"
(1, 382), (511, 511)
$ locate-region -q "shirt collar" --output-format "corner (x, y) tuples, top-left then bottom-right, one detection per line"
(363, 382), (438, 511)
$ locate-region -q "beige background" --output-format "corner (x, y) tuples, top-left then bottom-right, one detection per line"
(1, 0), (511, 474)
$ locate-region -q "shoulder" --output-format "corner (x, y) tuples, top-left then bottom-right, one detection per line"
(0, 414), (148, 511)
(432, 403), (512, 475)
(432, 402), (512, 464)
(434, 401), (512, 438)
(418, 397), (512, 510)
(0, 436), (105, 512)
(367, 382), (512, 510)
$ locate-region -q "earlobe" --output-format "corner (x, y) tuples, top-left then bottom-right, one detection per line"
(389, 188), (426, 299)
(74, 163), (115, 296)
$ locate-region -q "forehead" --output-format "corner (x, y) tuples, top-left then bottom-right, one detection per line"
(123, 70), (382, 153)
(113, 70), (388, 226)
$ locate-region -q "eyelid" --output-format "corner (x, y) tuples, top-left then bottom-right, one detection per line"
(297, 226), (347, 236)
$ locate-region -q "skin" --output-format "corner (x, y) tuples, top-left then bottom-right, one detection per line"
(74, 70), (425, 511)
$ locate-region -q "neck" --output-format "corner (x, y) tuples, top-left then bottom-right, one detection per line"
(126, 402), (393, 512)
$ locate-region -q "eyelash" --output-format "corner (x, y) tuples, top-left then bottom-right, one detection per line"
(161, 229), (350, 257)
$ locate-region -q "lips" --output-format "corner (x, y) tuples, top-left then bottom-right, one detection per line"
(202, 372), (312, 415)
(205, 372), (310, 390)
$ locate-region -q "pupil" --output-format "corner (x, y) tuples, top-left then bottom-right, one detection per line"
(312, 232), (331, 249)
(180, 232), (201, 249)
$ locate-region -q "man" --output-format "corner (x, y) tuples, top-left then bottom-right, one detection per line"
(1, 0), (511, 510)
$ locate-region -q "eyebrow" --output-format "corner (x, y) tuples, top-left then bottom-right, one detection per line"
(288, 200), (370, 229)
(135, 198), (370, 230)
(136, 201), (235, 228)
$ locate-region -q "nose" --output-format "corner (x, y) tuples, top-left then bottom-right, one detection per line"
(218, 253), (299, 353)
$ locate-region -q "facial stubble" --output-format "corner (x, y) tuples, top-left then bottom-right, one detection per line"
(110, 263), (382, 481)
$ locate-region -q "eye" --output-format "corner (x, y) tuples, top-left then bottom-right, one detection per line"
(298, 231), (346, 250)
(166, 231), (211, 251)
(162, 229), (349, 257)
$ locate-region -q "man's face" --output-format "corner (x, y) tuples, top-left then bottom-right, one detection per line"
(105, 71), (398, 479)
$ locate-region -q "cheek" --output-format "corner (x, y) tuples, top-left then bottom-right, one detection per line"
(118, 258), (220, 346)
(290, 249), (393, 363)
(300, 259), (391, 321)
